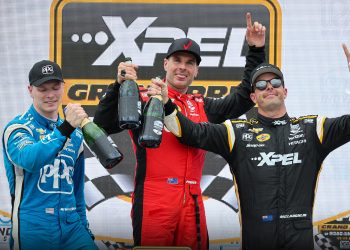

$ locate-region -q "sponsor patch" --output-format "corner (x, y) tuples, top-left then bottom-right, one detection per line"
(256, 133), (270, 142)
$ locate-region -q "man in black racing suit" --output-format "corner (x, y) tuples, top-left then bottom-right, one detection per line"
(151, 62), (350, 250)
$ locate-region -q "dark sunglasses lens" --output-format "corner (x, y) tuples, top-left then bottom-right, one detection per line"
(270, 78), (282, 88)
(255, 80), (267, 90)
(254, 78), (282, 90)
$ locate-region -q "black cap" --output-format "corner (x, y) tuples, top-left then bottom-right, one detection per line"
(251, 63), (284, 86)
(166, 38), (201, 65)
(29, 60), (64, 86)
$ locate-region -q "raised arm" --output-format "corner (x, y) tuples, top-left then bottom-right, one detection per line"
(318, 116), (350, 156)
(342, 43), (350, 72)
(204, 13), (266, 123)
(93, 61), (138, 134)
(3, 104), (86, 173)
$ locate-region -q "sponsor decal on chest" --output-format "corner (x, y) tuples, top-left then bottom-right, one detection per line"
(288, 123), (307, 145)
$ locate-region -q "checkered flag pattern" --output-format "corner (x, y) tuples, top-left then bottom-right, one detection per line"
(314, 233), (338, 250)
(95, 240), (133, 249)
(84, 157), (134, 210)
(85, 155), (238, 212)
(201, 164), (239, 212)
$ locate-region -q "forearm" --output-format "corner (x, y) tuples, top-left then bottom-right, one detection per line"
(164, 100), (231, 156)
(205, 46), (266, 123)
(93, 82), (122, 134)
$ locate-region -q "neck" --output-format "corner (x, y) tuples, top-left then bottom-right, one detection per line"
(166, 82), (188, 94)
(34, 106), (58, 121)
(257, 105), (287, 118)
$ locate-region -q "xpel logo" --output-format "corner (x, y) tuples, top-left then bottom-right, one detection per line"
(51, 0), (281, 115)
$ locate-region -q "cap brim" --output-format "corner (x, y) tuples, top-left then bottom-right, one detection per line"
(31, 76), (64, 87)
(166, 50), (201, 65)
(251, 68), (283, 84)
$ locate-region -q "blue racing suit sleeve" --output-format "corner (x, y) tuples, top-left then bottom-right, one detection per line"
(3, 124), (67, 173)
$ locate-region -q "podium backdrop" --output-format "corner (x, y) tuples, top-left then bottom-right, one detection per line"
(1, 1), (350, 249)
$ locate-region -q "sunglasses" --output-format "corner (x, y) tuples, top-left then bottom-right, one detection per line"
(254, 78), (283, 91)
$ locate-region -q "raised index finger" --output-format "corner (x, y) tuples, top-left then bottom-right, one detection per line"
(246, 12), (252, 28)
(342, 43), (350, 59)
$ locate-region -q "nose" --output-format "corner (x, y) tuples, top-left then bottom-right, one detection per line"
(178, 61), (186, 70)
(46, 90), (55, 98)
(265, 82), (274, 90)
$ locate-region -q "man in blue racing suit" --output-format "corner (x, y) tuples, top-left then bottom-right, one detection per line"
(2, 60), (97, 250)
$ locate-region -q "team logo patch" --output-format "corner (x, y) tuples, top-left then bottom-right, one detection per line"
(242, 133), (253, 141)
(248, 128), (263, 134)
(256, 133), (270, 142)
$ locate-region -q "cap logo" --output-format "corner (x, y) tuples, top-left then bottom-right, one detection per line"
(42, 65), (54, 75)
(183, 40), (192, 50)
(256, 65), (269, 71)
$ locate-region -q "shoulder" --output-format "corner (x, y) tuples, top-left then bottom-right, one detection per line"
(224, 118), (252, 129)
(291, 115), (319, 125)
(3, 111), (39, 140)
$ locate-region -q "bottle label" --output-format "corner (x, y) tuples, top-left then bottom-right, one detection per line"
(153, 120), (163, 135)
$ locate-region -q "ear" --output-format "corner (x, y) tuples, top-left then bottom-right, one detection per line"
(283, 87), (288, 99)
(250, 92), (257, 104)
(28, 85), (33, 98)
(194, 65), (199, 78)
(163, 58), (168, 71)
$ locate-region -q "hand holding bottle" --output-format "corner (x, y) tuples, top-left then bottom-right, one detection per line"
(117, 59), (138, 84)
(147, 78), (169, 104)
(64, 103), (88, 128)
(64, 103), (123, 169)
(118, 57), (141, 129)
(138, 77), (165, 148)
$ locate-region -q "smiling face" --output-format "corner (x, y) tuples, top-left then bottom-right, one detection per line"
(250, 72), (288, 117)
(163, 52), (199, 93)
(28, 80), (64, 120)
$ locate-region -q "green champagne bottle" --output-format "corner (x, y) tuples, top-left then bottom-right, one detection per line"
(81, 118), (123, 169)
(118, 57), (141, 129)
(138, 83), (164, 148)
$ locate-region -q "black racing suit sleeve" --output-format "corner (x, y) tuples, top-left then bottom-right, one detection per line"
(204, 45), (266, 124)
(164, 100), (233, 160)
(93, 81), (122, 135)
(319, 115), (350, 157)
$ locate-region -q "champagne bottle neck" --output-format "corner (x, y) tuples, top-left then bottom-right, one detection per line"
(152, 94), (163, 102)
(80, 118), (92, 128)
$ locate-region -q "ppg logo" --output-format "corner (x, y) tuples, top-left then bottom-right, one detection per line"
(42, 65), (54, 75)
(38, 158), (74, 194)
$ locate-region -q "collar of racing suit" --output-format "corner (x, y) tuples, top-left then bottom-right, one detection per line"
(257, 112), (290, 127)
(167, 86), (199, 101)
(29, 104), (62, 130)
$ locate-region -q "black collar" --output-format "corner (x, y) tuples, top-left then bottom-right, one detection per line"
(257, 113), (290, 126)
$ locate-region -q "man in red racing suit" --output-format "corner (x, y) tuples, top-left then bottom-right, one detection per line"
(93, 13), (266, 250)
